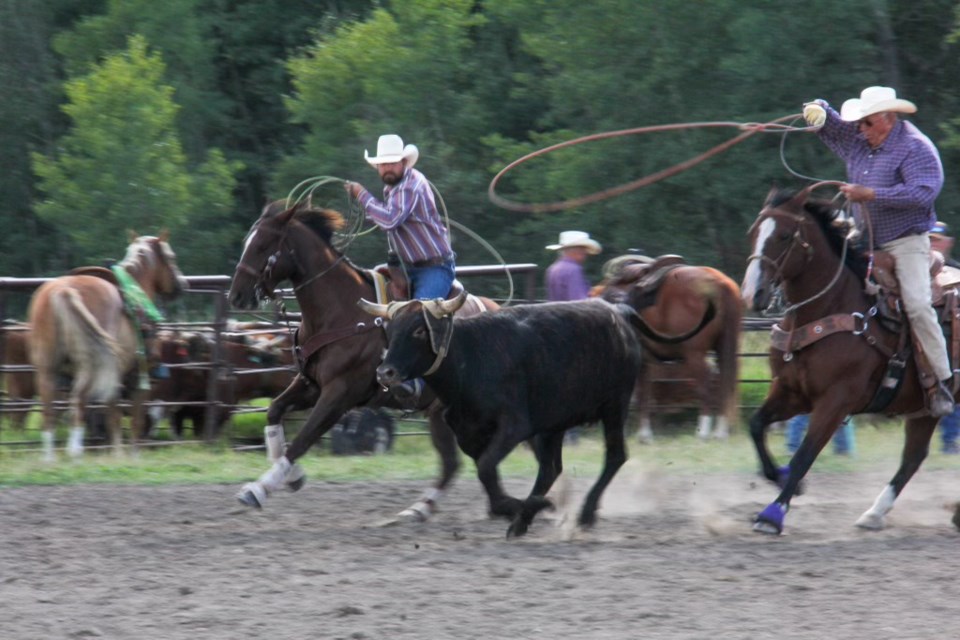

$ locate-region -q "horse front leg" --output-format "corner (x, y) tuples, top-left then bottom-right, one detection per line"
(237, 377), (357, 509)
(856, 415), (938, 530)
(395, 401), (462, 522)
(258, 375), (320, 493)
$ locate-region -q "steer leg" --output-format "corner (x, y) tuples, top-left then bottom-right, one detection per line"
(579, 409), (628, 528)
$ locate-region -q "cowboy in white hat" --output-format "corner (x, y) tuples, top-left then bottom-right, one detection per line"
(345, 134), (455, 403)
(345, 134), (455, 300)
(545, 230), (602, 302)
(802, 87), (952, 416)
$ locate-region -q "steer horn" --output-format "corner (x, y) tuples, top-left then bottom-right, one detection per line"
(358, 298), (391, 318)
(424, 291), (468, 318)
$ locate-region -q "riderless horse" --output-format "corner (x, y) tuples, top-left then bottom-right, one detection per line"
(741, 186), (960, 534)
(27, 232), (186, 460)
(595, 254), (742, 441)
(228, 200), (497, 520)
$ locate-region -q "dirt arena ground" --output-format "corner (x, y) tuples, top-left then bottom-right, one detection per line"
(2, 462), (958, 639)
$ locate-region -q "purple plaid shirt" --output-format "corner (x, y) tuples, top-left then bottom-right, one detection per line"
(545, 257), (591, 301)
(814, 100), (944, 247)
(358, 167), (453, 264)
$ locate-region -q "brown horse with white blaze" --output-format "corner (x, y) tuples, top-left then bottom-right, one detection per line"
(741, 187), (959, 534)
(228, 200), (498, 520)
(27, 233), (186, 460)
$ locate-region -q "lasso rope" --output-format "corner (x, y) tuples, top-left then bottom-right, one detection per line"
(488, 114), (820, 213)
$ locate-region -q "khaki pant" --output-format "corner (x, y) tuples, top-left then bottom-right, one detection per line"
(882, 233), (951, 381)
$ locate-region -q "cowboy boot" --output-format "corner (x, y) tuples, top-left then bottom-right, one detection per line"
(928, 378), (955, 418)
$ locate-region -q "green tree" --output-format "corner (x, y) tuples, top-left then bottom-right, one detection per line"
(31, 35), (241, 274)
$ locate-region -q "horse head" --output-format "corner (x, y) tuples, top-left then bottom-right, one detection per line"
(741, 187), (865, 313)
(121, 232), (187, 302)
(229, 200), (347, 310)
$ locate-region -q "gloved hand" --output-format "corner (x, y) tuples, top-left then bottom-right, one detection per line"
(802, 102), (826, 127)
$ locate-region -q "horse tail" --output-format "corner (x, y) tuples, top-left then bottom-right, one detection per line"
(51, 288), (122, 403)
(712, 273), (743, 429)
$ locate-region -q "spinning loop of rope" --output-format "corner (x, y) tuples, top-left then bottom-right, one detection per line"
(488, 114), (822, 213)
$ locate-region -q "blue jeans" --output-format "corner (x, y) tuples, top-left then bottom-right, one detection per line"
(940, 406), (960, 451)
(408, 259), (456, 300)
(786, 414), (855, 456)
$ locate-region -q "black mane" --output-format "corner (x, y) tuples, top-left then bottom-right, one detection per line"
(770, 189), (871, 281)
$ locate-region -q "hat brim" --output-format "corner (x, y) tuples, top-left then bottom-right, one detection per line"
(840, 98), (917, 122)
(546, 240), (602, 255)
(365, 144), (419, 169)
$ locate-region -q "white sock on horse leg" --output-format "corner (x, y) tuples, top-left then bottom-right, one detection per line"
(264, 425), (285, 462)
(696, 414), (712, 439)
(67, 427), (85, 458)
(42, 431), (55, 462)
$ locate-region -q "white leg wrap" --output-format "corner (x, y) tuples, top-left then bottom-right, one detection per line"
(856, 484), (897, 530)
(42, 431), (56, 462)
(713, 416), (730, 439)
(264, 425), (286, 462)
(67, 427), (85, 458)
(696, 414), (712, 439)
(239, 457), (292, 508)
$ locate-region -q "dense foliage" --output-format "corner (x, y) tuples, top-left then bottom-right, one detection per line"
(2, 0), (959, 296)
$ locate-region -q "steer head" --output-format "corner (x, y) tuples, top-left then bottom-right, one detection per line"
(359, 292), (467, 389)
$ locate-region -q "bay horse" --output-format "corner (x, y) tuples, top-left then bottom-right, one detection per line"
(595, 256), (742, 442)
(741, 186), (958, 534)
(27, 233), (186, 460)
(228, 200), (498, 520)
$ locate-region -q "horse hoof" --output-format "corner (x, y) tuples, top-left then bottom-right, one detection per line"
(397, 500), (432, 522)
(753, 502), (787, 535)
(752, 520), (781, 535)
(236, 491), (261, 509)
(855, 512), (885, 530)
(286, 476), (305, 492)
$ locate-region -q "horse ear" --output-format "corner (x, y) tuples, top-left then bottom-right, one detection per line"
(128, 229), (138, 242)
(764, 184), (779, 206)
(158, 228), (170, 243)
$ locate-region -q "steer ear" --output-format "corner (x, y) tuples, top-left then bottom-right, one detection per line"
(437, 290), (468, 316)
(358, 298), (390, 318)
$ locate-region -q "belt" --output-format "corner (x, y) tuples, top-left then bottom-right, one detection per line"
(408, 255), (452, 268)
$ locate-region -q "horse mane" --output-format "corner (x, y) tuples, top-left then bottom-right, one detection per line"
(275, 201), (374, 285)
(769, 188), (871, 281)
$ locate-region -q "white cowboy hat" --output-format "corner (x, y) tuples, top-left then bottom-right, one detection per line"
(839, 86), (917, 122)
(364, 134), (419, 168)
(546, 230), (602, 255)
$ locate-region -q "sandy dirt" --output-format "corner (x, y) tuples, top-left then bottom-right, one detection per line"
(2, 461), (959, 639)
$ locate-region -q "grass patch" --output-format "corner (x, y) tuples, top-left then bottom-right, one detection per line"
(1, 414), (953, 488)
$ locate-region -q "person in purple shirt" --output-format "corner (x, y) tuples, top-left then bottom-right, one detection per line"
(803, 86), (953, 417)
(545, 231), (602, 302)
(345, 134), (455, 300)
(345, 134), (455, 403)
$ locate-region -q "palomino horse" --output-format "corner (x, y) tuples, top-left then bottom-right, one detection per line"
(228, 200), (498, 519)
(27, 233), (186, 460)
(741, 187), (959, 534)
(595, 256), (742, 442)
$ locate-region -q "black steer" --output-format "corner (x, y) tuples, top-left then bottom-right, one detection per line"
(360, 292), (715, 537)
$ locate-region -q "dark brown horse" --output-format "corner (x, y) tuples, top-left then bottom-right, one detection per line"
(228, 200), (498, 520)
(595, 256), (742, 442)
(741, 187), (957, 534)
(1, 322), (35, 432)
(27, 233), (186, 460)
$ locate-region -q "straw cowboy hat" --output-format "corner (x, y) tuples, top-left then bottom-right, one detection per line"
(839, 86), (917, 122)
(365, 134), (419, 168)
(546, 230), (602, 255)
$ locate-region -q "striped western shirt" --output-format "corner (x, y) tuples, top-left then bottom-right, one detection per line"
(357, 167), (453, 264)
(814, 100), (944, 247)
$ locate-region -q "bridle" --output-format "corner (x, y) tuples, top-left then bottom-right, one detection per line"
(235, 216), (345, 303)
(746, 203), (853, 316)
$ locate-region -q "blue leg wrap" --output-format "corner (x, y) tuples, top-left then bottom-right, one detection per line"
(755, 501), (788, 534)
